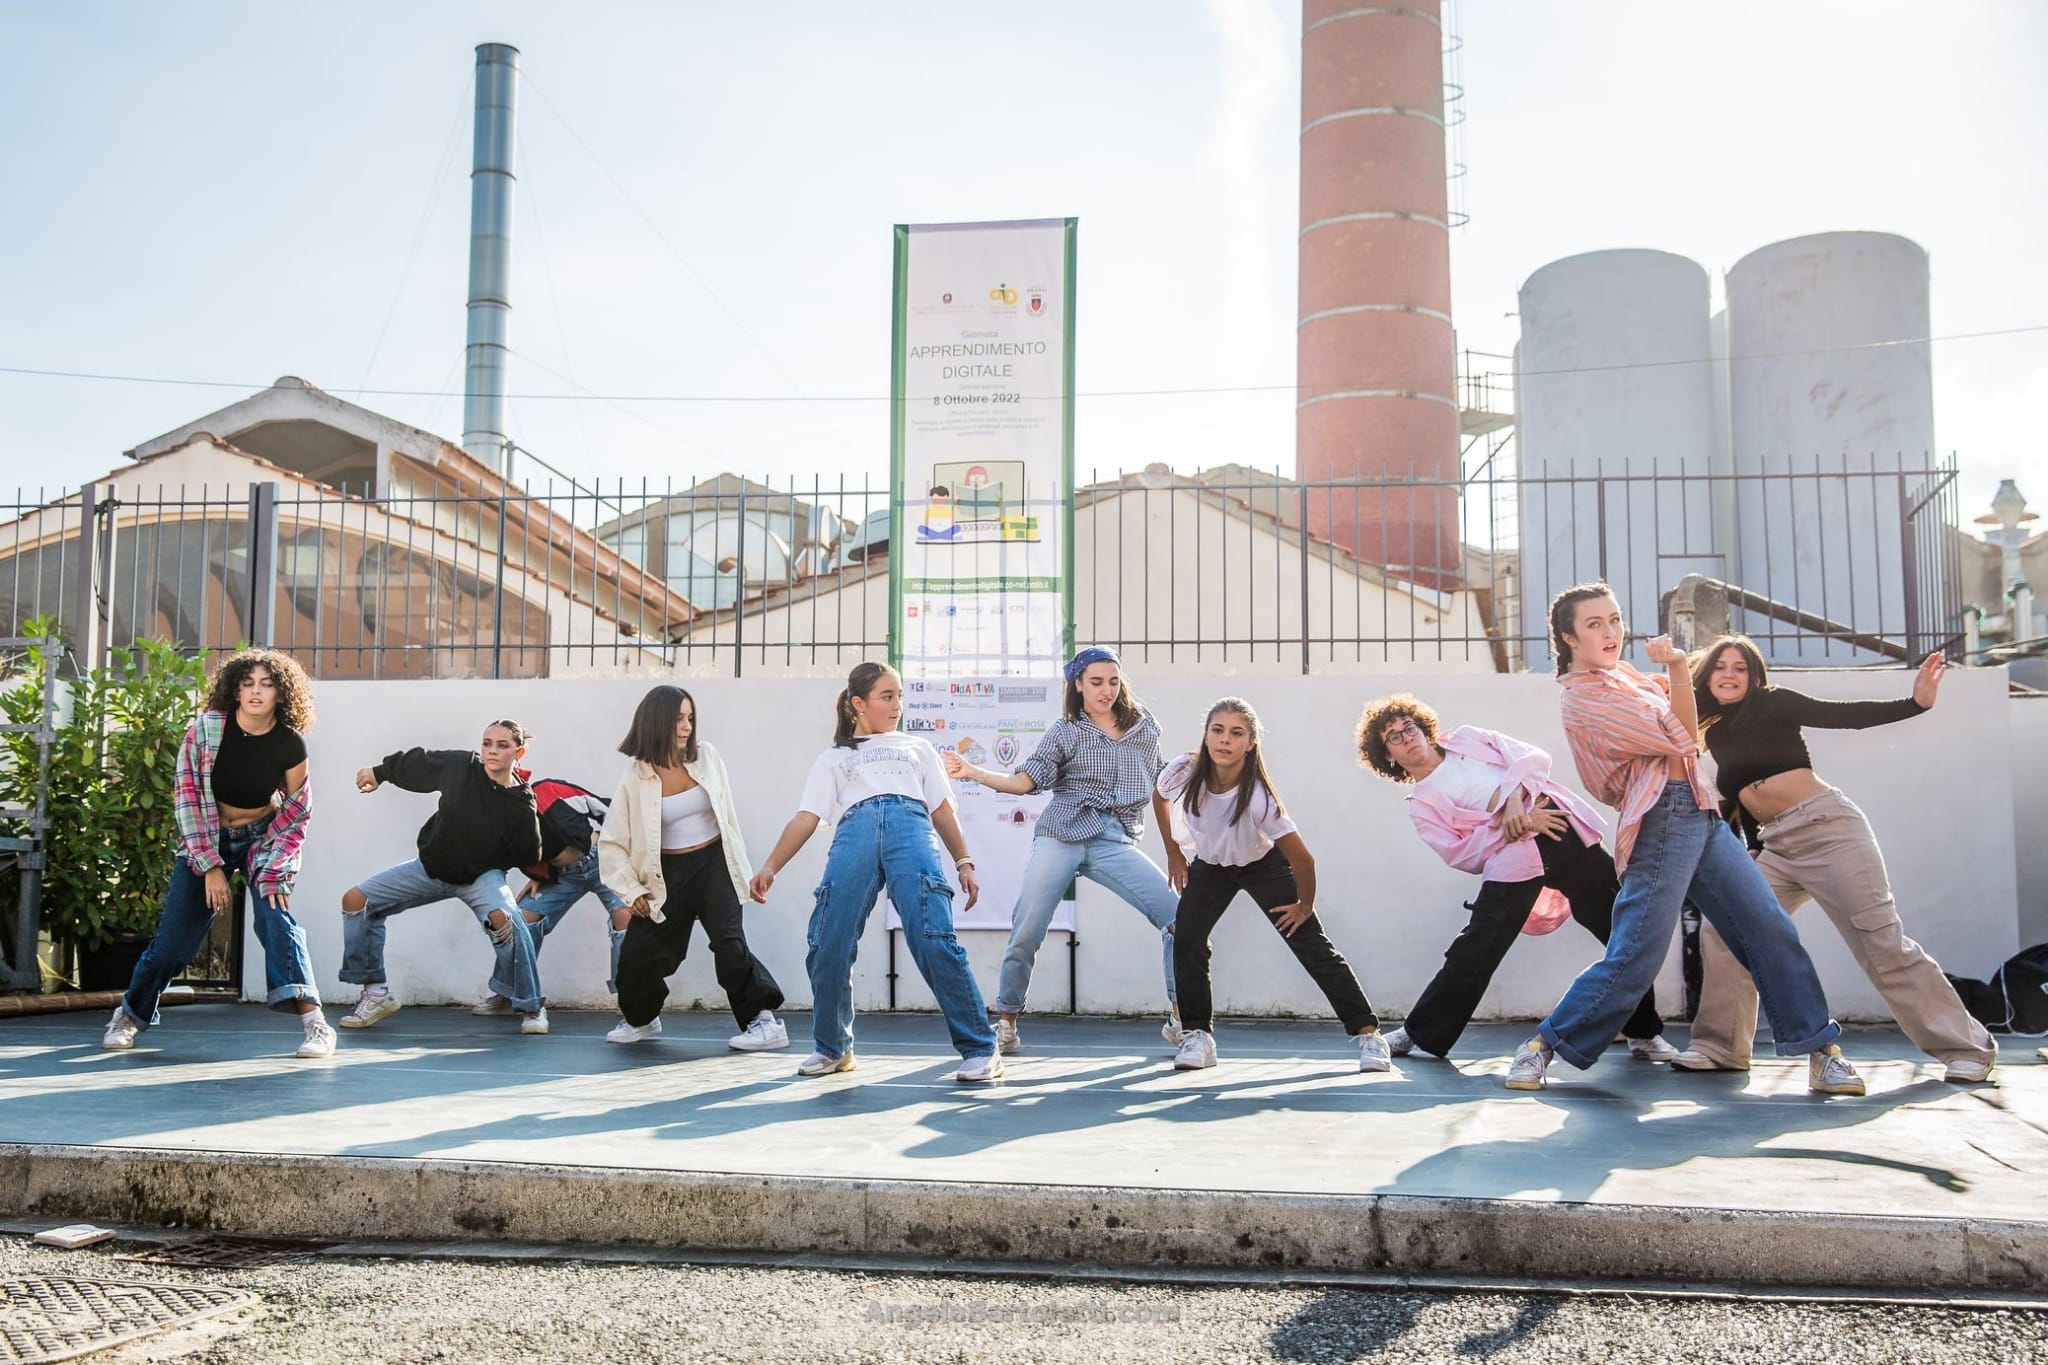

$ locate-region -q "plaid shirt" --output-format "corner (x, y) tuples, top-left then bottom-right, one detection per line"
(1019, 713), (1166, 844)
(172, 711), (313, 900)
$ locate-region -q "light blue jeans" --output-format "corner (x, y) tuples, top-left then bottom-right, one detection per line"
(520, 849), (629, 994)
(123, 816), (319, 1027)
(1540, 781), (1841, 1069)
(994, 833), (1178, 1016)
(341, 859), (543, 1014)
(807, 794), (996, 1061)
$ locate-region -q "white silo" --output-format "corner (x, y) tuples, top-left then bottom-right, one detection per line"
(1725, 231), (1934, 662)
(1516, 250), (1721, 669)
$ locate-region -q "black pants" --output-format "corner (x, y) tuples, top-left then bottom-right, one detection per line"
(614, 842), (784, 1029)
(1404, 828), (1662, 1056)
(1173, 847), (1378, 1034)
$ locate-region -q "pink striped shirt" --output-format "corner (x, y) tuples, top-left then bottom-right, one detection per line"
(1557, 661), (1713, 873)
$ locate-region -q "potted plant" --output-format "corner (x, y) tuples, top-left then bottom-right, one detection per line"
(0, 622), (206, 988)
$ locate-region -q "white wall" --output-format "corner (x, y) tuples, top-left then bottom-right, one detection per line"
(2012, 695), (2048, 952)
(265, 666), (2022, 1025)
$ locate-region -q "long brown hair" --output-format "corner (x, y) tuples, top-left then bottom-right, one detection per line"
(618, 684), (699, 767)
(1179, 697), (1284, 828)
(1548, 581), (1617, 675)
(205, 648), (315, 733)
(1693, 634), (1770, 735)
(834, 661), (895, 748)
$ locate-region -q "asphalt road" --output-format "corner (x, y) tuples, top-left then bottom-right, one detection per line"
(7, 1237), (2046, 1364)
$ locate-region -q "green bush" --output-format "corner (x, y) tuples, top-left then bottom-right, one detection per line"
(0, 621), (206, 953)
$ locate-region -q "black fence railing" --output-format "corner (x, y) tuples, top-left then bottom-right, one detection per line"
(0, 458), (1966, 679)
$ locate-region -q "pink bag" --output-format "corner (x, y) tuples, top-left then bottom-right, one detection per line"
(1522, 887), (1572, 935)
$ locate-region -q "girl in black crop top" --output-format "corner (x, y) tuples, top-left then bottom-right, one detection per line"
(1670, 635), (1997, 1082)
(103, 649), (332, 1060)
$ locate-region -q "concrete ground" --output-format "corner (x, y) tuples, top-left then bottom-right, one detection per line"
(2, 1005), (2044, 1290)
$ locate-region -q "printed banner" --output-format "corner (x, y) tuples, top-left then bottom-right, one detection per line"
(896, 677), (1073, 933)
(888, 219), (1077, 935)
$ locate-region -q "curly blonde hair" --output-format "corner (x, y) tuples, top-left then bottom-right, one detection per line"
(1354, 693), (1441, 783)
(205, 649), (315, 734)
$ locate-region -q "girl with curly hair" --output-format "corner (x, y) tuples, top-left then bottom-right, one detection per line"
(1355, 692), (1669, 1062)
(103, 649), (331, 1058)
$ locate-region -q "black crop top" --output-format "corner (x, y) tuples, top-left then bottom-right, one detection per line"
(213, 715), (307, 808)
(1699, 686), (1923, 837)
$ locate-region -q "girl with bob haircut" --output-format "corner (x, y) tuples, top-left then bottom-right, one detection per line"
(1355, 693), (1672, 1062)
(599, 684), (787, 1052)
(1676, 636), (1995, 1082)
(338, 719), (545, 1033)
(103, 649), (331, 1058)
(750, 662), (1002, 1083)
(944, 645), (1180, 1055)
(1508, 582), (1863, 1095)
(1159, 698), (1390, 1072)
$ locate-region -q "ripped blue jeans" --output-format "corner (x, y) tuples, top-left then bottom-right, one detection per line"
(806, 793), (995, 1061)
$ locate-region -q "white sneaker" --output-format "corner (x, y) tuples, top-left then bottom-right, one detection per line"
(1161, 1016), (1185, 1048)
(472, 992), (514, 1016)
(1943, 1057), (1996, 1084)
(1627, 1035), (1682, 1063)
(520, 1007), (550, 1036)
(607, 1016), (663, 1044)
(1355, 1030), (1393, 1073)
(956, 1052), (1005, 1083)
(339, 990), (400, 1029)
(1505, 1037), (1552, 1091)
(1382, 1025), (1414, 1057)
(1173, 1028), (1217, 1070)
(295, 1014), (336, 1059)
(796, 1050), (856, 1077)
(994, 1017), (1020, 1054)
(1808, 1044), (1865, 1096)
(729, 1012), (789, 1052)
(101, 1005), (141, 1051)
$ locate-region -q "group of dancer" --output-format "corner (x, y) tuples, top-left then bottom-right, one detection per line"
(100, 579), (1999, 1092)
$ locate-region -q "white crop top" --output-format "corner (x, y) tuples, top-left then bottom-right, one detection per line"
(659, 784), (720, 849)
(1415, 752), (1509, 813)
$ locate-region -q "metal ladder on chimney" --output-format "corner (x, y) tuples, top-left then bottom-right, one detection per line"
(0, 638), (59, 993)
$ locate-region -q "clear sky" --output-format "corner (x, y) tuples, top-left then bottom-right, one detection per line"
(2, 0), (2042, 520)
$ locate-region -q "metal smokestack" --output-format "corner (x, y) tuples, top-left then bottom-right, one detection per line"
(462, 42), (519, 472)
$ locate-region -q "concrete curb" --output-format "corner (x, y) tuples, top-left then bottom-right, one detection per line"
(5, 1143), (2044, 1292)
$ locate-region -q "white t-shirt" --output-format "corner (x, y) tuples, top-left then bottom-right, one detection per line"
(798, 732), (954, 826)
(1416, 751), (1509, 813)
(1156, 753), (1298, 867)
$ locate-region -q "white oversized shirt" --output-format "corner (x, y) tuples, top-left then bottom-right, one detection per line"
(1156, 753), (1298, 868)
(798, 732), (954, 827)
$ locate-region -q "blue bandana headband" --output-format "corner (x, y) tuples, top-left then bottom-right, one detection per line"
(1064, 646), (1121, 686)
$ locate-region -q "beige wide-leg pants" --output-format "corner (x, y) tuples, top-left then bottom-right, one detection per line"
(1686, 786), (1996, 1069)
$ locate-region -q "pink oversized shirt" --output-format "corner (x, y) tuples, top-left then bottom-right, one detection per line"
(1556, 660), (1714, 873)
(1405, 726), (1606, 885)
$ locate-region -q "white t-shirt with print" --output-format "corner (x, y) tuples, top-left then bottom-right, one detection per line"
(798, 732), (954, 827)
(1156, 752), (1298, 868)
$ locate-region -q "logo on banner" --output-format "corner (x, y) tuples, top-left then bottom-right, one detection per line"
(993, 734), (1020, 766)
(942, 292), (953, 304)
(998, 685), (1049, 703)
(1028, 291), (1045, 316)
(989, 284), (1018, 306)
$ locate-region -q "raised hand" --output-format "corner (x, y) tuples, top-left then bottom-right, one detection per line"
(1643, 635), (1686, 666)
(1913, 651), (1946, 709)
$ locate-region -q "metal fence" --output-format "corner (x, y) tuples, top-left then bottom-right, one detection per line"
(0, 458), (1966, 680)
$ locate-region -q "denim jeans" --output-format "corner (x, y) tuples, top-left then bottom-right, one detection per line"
(1404, 828), (1662, 1057)
(519, 849), (628, 994)
(994, 833), (1178, 1016)
(1539, 782), (1840, 1070)
(123, 815), (319, 1027)
(1173, 847), (1377, 1035)
(806, 794), (995, 1061)
(616, 842), (785, 1029)
(341, 858), (543, 1014)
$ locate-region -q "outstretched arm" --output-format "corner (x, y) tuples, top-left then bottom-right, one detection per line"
(942, 749), (1038, 796)
(748, 812), (821, 902)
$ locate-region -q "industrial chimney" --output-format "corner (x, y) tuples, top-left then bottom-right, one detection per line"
(462, 43), (519, 473)
(1296, 1), (1459, 583)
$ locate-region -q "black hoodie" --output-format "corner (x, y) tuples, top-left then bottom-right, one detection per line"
(373, 748), (541, 884)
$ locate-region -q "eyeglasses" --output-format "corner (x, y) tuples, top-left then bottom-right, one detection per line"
(1381, 721), (1425, 744)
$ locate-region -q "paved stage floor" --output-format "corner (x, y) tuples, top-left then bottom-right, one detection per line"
(2, 1005), (2042, 1223)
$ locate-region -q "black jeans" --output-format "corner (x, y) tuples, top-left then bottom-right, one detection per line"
(614, 841), (785, 1029)
(1173, 846), (1378, 1034)
(1403, 828), (1663, 1056)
